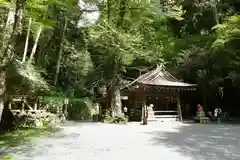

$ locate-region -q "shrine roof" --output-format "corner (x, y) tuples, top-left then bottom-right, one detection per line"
(121, 64), (196, 90)
(135, 65), (196, 87)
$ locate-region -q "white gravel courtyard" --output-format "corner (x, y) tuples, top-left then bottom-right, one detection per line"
(9, 121), (240, 160)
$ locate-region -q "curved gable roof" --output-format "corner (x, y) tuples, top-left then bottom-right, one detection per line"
(136, 65), (196, 87)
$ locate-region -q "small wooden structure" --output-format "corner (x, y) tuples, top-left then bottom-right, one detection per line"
(122, 65), (196, 122)
(7, 95), (69, 115)
(7, 95), (43, 110)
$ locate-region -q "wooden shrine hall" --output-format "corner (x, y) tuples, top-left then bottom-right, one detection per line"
(121, 64), (196, 122)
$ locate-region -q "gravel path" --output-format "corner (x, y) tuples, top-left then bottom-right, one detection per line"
(7, 121), (240, 160)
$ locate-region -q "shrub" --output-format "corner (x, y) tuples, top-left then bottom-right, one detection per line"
(1, 153), (13, 160)
(43, 96), (65, 113)
(42, 96), (100, 121)
(15, 111), (63, 128)
(110, 116), (128, 124)
(67, 98), (99, 120)
(101, 109), (128, 124)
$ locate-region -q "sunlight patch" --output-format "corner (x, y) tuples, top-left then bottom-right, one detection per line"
(77, 0), (100, 28)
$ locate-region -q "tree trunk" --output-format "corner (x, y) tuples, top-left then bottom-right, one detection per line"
(28, 26), (42, 63)
(0, 70), (6, 123)
(117, 0), (126, 28)
(4, 0), (26, 57)
(0, 0), (26, 131)
(107, 0), (111, 23)
(14, 0), (25, 34)
(54, 16), (68, 86)
(212, 3), (219, 25)
(110, 82), (123, 117)
(0, 70), (16, 132)
(22, 18), (32, 62)
(1, 8), (15, 50)
(0, 102), (3, 123)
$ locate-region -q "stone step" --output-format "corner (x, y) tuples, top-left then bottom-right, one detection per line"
(147, 110), (179, 122)
(156, 118), (179, 121)
(147, 118), (179, 123)
(148, 119), (157, 121)
(155, 115), (179, 118)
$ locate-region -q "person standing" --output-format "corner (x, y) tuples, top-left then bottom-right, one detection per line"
(197, 104), (202, 112)
(149, 104), (154, 111)
(123, 106), (128, 118)
(214, 108), (222, 123)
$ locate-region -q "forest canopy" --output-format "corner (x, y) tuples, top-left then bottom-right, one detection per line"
(0, 0), (239, 116)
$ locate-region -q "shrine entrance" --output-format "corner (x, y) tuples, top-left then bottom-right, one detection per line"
(146, 95), (176, 111)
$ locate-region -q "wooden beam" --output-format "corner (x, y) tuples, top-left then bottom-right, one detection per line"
(176, 94), (183, 122)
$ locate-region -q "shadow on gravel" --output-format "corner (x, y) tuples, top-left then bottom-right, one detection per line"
(0, 127), (61, 158)
(145, 123), (240, 160)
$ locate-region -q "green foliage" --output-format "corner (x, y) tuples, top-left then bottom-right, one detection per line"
(0, 154), (14, 160)
(60, 43), (93, 91)
(101, 109), (127, 124)
(6, 59), (49, 94)
(86, 0), (168, 90)
(0, 127), (58, 154)
(213, 15), (240, 47)
(0, 0), (240, 118)
(43, 96), (64, 113)
(159, 1), (240, 109)
(109, 116), (127, 124)
(67, 98), (98, 120)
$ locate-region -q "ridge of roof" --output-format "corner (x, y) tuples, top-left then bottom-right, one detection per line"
(135, 64), (196, 87)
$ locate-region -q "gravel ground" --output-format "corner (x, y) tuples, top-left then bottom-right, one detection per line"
(7, 121), (240, 160)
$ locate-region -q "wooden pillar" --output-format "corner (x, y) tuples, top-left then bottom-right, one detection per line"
(140, 87), (147, 125)
(99, 104), (102, 118)
(177, 93), (183, 122)
(142, 104), (147, 125)
(141, 90), (147, 125)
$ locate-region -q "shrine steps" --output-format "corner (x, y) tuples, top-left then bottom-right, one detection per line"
(147, 111), (180, 122)
(155, 115), (179, 118)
